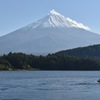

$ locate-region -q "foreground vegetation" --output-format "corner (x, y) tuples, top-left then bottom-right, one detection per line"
(0, 51), (100, 70)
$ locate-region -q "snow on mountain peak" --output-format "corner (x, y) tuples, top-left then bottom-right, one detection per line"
(27, 10), (90, 30)
(66, 18), (90, 30)
(50, 9), (61, 15)
(0, 10), (99, 55)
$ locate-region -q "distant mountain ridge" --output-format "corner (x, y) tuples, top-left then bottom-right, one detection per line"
(0, 10), (100, 55)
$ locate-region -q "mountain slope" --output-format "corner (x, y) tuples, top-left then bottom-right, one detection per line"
(0, 10), (100, 55)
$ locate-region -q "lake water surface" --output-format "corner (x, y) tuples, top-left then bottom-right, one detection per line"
(0, 71), (100, 100)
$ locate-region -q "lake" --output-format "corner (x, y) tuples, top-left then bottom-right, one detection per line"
(0, 71), (100, 100)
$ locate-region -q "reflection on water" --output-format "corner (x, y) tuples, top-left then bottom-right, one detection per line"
(0, 71), (100, 100)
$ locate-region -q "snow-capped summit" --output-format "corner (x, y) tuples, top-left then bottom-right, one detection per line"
(27, 9), (90, 30)
(50, 9), (60, 15)
(0, 10), (100, 55)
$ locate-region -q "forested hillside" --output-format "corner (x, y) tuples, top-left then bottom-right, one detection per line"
(0, 51), (100, 70)
(56, 44), (100, 58)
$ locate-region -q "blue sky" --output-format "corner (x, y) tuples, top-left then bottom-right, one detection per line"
(0, 0), (100, 36)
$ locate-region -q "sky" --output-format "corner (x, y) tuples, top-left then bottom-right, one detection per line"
(0, 0), (100, 36)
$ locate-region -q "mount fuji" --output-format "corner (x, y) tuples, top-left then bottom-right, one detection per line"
(0, 10), (100, 55)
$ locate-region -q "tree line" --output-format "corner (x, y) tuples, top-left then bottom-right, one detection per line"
(0, 52), (100, 70)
